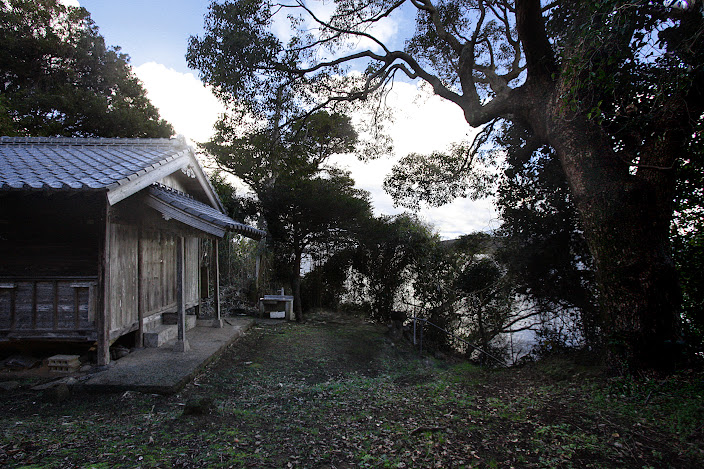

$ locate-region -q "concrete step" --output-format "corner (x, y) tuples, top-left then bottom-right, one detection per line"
(161, 312), (198, 327)
(185, 314), (197, 330)
(143, 324), (178, 348)
(142, 313), (163, 333)
(143, 315), (197, 348)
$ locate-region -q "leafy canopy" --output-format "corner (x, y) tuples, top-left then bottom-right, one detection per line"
(347, 213), (437, 323)
(203, 109), (358, 193)
(0, 0), (173, 137)
(202, 91), (369, 319)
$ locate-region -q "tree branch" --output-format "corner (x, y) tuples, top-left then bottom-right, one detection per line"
(290, 0), (391, 54)
(279, 0), (526, 128)
(410, 0), (464, 55)
(515, 0), (557, 82)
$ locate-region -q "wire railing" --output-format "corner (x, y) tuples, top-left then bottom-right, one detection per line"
(410, 316), (508, 368)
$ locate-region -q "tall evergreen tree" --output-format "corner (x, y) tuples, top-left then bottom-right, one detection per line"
(0, 0), (173, 137)
(263, 169), (372, 321)
(204, 107), (370, 321)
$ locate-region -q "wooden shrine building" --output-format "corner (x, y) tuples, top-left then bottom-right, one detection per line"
(0, 136), (265, 365)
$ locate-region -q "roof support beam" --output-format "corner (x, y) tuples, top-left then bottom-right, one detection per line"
(97, 200), (111, 367)
(107, 152), (190, 206)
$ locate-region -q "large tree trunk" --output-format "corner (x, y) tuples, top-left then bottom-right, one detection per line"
(510, 0), (697, 372)
(544, 106), (680, 371)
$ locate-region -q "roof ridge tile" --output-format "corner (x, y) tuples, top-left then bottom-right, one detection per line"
(1, 136), (179, 146)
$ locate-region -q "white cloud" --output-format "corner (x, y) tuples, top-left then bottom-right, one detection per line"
(331, 81), (497, 238)
(423, 198), (499, 238)
(354, 16), (398, 52)
(385, 82), (474, 156)
(133, 62), (225, 145)
(59, 0), (80, 7)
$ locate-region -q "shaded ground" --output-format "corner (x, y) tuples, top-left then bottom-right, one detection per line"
(1, 310), (702, 468)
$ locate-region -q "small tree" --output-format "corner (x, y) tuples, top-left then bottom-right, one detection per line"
(347, 214), (437, 325)
(408, 239), (462, 352)
(411, 232), (514, 360)
(455, 256), (513, 364)
(203, 107), (369, 321)
(262, 169), (372, 321)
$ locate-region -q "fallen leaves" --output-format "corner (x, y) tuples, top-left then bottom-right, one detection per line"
(0, 312), (702, 468)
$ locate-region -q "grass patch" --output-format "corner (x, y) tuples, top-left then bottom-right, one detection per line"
(0, 311), (702, 468)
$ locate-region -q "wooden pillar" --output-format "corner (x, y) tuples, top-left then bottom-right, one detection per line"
(194, 239), (201, 318)
(174, 236), (190, 352)
(213, 238), (223, 328)
(97, 203), (111, 366)
(136, 229), (144, 348)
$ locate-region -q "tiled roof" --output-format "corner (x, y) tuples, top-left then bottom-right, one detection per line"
(0, 137), (266, 239)
(0, 136), (188, 190)
(148, 185), (266, 240)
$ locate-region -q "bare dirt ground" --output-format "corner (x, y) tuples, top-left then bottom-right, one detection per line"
(1, 310), (702, 468)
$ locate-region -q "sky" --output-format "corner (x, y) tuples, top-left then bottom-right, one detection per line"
(70, 0), (499, 239)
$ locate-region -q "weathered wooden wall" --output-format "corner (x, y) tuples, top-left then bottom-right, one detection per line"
(159, 174), (189, 194)
(106, 228), (200, 341)
(108, 223), (139, 333)
(137, 230), (199, 319)
(0, 279), (96, 339)
(139, 229), (176, 318)
(0, 193), (101, 339)
(0, 190), (205, 342)
(185, 237), (199, 307)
